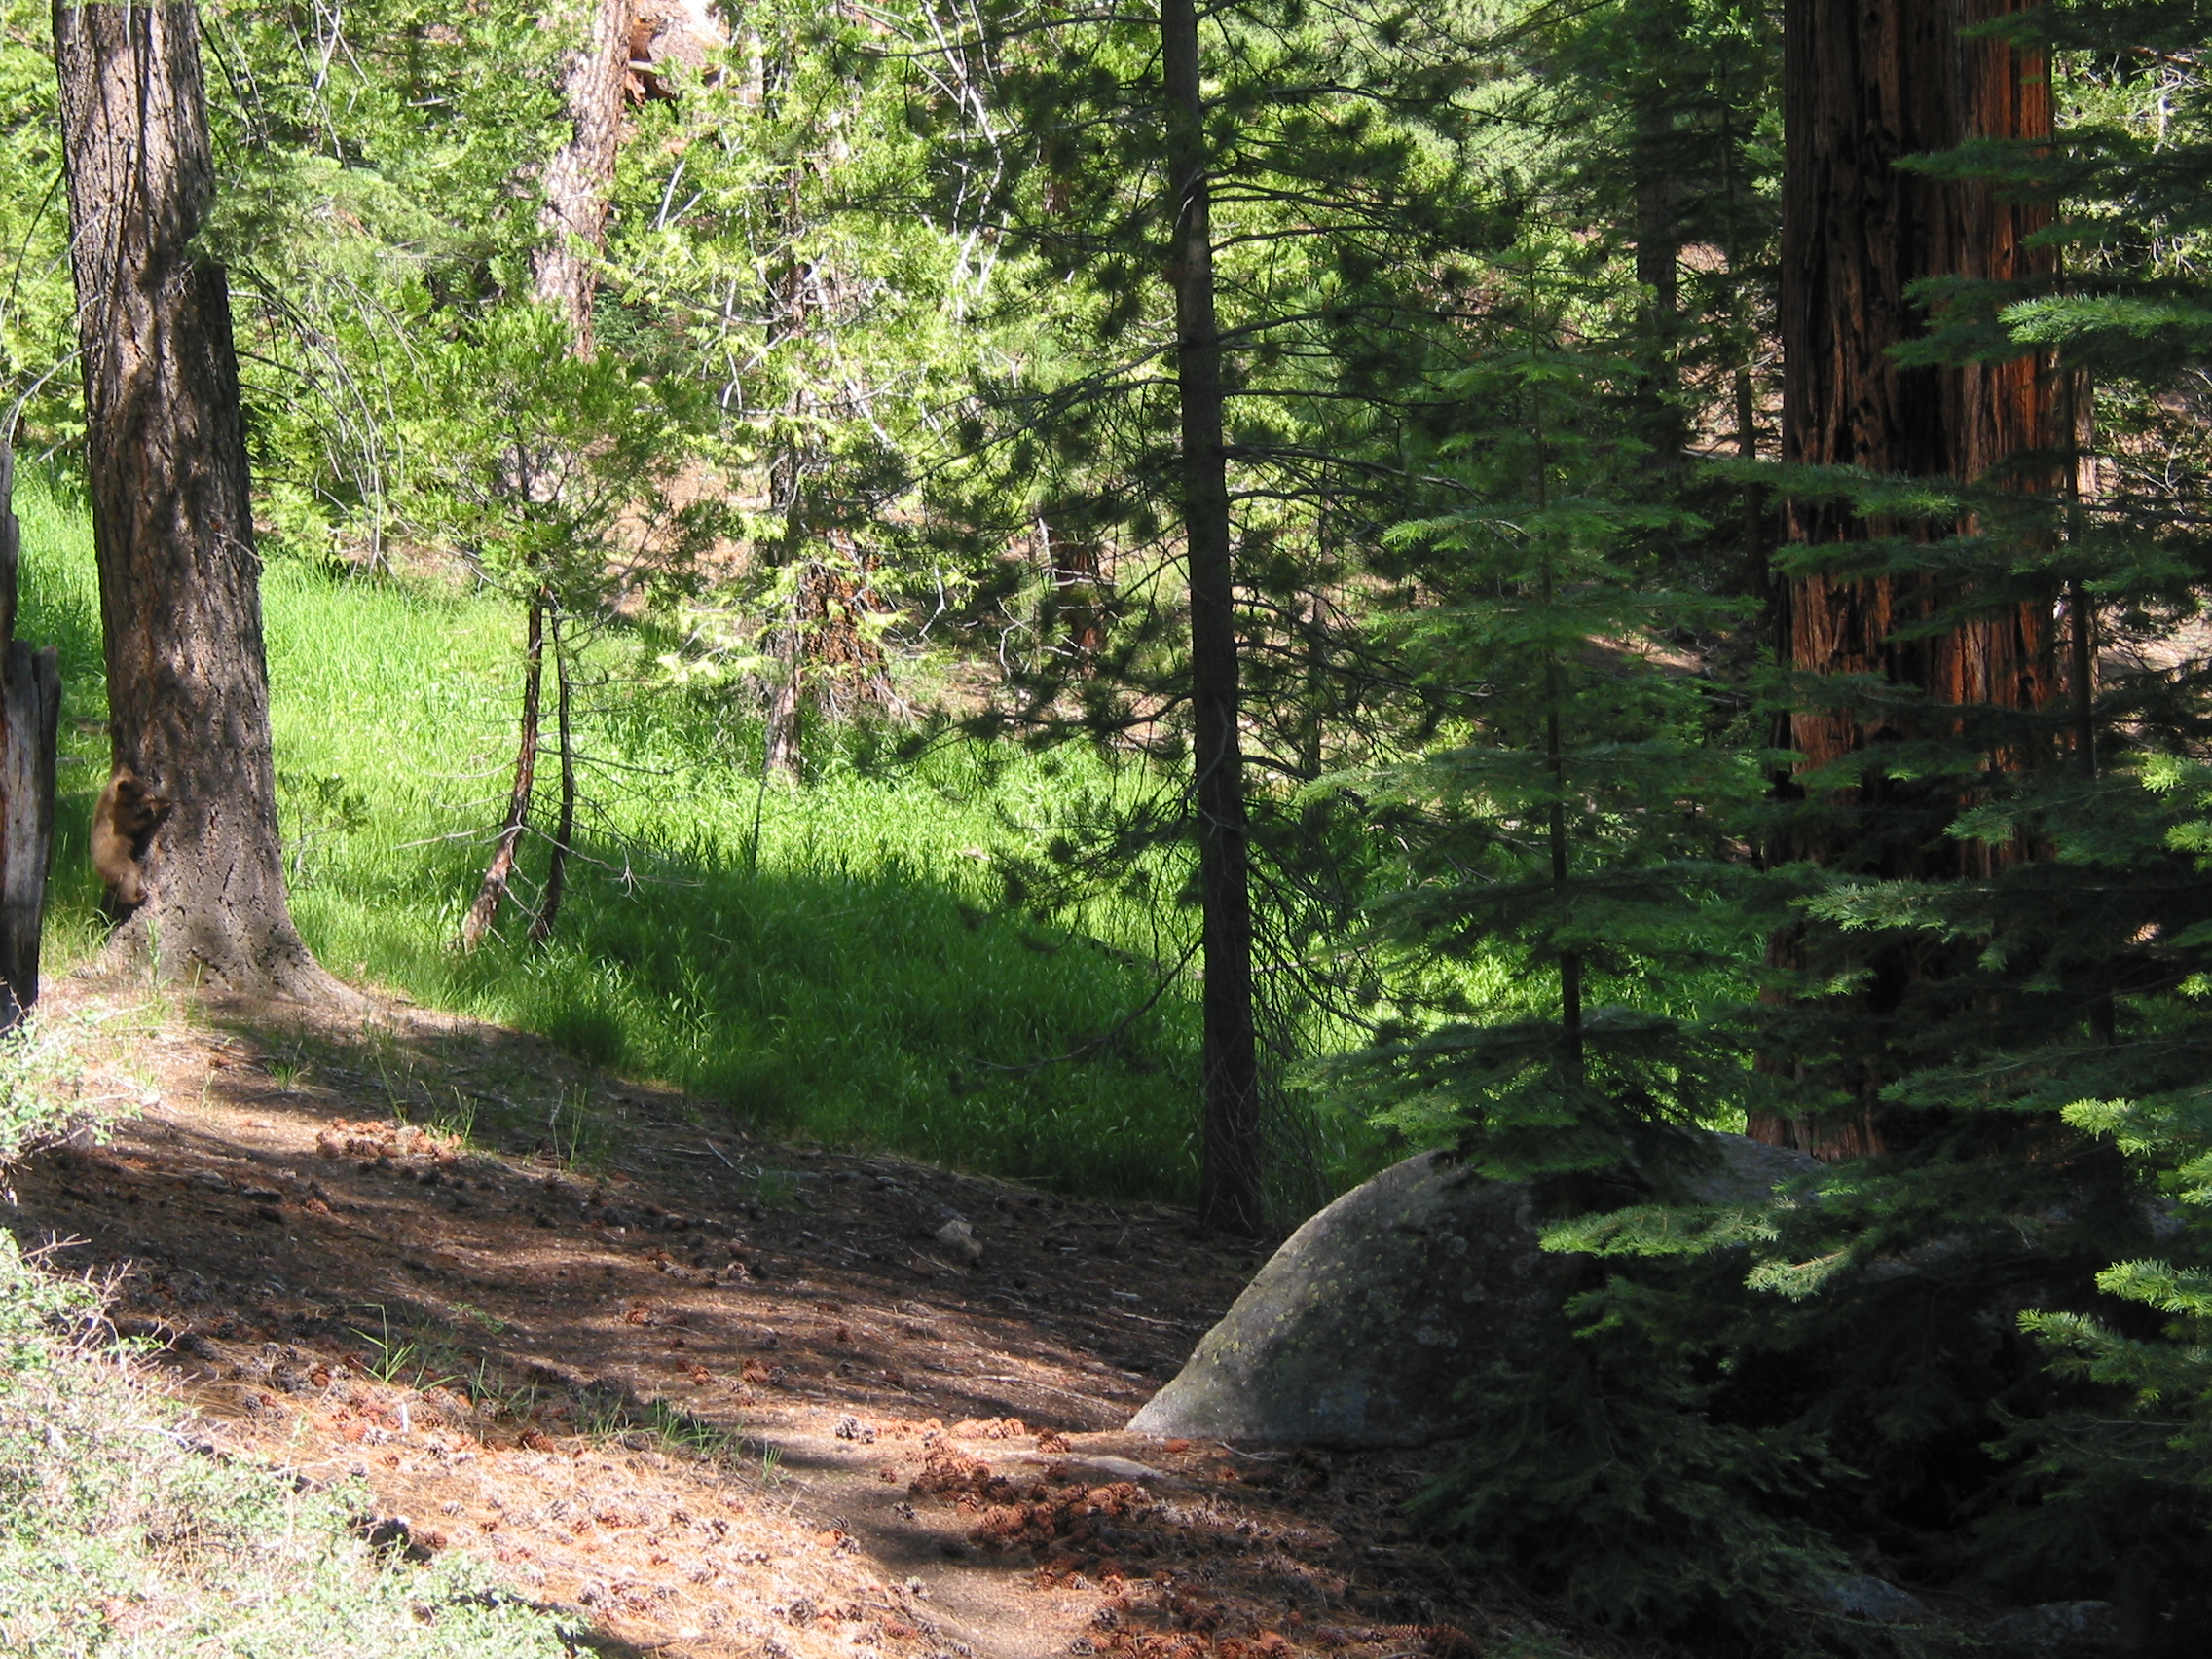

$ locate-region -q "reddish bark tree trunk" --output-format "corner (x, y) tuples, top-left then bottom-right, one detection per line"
(535, 0), (635, 354)
(1163, 0), (1264, 1235)
(1755, 0), (2057, 1155)
(1051, 528), (1107, 659)
(54, 1), (346, 1001)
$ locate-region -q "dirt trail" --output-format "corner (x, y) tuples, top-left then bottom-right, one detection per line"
(1, 981), (1599, 1659)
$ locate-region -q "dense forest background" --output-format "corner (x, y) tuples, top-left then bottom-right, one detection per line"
(5, 0), (2212, 1649)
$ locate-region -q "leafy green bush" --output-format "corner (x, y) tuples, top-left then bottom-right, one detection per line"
(1409, 1327), (1855, 1649)
(1968, 1068), (2212, 1626)
(0, 1014), (92, 1169)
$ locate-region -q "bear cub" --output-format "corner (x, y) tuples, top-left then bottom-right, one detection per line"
(91, 765), (169, 908)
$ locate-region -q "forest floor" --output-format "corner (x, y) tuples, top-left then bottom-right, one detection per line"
(0, 977), (1623, 1659)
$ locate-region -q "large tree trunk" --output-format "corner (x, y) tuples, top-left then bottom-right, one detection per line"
(535, 0), (636, 354)
(54, 1), (344, 1002)
(1755, 0), (2056, 1154)
(1162, 0), (1264, 1235)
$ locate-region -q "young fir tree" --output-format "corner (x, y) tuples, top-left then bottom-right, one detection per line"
(1376, 3), (2212, 1643)
(413, 304), (714, 950)
(1510, 0), (1784, 534)
(1347, 317), (1764, 1186)
(1333, 284), (1877, 1646)
(607, 0), (984, 781)
(1729, 0), (2212, 1634)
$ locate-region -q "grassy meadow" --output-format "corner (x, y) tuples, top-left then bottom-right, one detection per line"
(15, 474), (1390, 1204)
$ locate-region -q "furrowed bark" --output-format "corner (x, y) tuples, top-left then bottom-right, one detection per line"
(1162, 0), (1264, 1235)
(1040, 516), (1107, 658)
(54, 0), (347, 1002)
(1756, 0), (2058, 1155)
(460, 593), (546, 951)
(535, 0), (635, 354)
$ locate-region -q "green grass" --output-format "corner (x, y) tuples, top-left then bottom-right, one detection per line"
(13, 473), (1313, 1201)
(0, 1014), (576, 1659)
(0, 1233), (578, 1659)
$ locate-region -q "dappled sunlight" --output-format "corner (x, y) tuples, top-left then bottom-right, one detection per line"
(0, 984), (1493, 1659)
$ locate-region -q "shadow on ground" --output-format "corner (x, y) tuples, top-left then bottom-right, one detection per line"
(1, 980), (1588, 1659)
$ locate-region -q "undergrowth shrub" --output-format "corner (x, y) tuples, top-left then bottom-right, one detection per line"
(1964, 1086), (2212, 1634)
(1407, 1256), (1933, 1659)
(0, 1013), (92, 1166)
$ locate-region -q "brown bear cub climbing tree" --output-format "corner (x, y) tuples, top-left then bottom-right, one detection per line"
(90, 766), (168, 910)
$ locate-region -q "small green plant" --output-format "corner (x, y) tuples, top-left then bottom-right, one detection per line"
(361, 1027), (424, 1124)
(0, 1014), (92, 1169)
(569, 1383), (740, 1463)
(277, 769), (371, 889)
(738, 1162), (805, 1210)
(462, 1358), (539, 1422)
(634, 1398), (738, 1460)
(461, 1358), (539, 1423)
(430, 1087), (480, 1147)
(348, 1307), (459, 1393)
(449, 1301), (507, 1338)
(544, 1086), (619, 1170)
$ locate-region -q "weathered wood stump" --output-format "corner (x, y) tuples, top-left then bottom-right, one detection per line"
(0, 446), (62, 1028)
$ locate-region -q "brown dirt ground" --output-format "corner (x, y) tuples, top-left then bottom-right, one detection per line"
(1, 977), (1632, 1659)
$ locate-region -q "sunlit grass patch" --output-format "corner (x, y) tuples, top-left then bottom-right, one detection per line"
(16, 472), (1234, 1201)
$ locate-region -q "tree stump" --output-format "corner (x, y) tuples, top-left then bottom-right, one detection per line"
(0, 447), (62, 1027)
